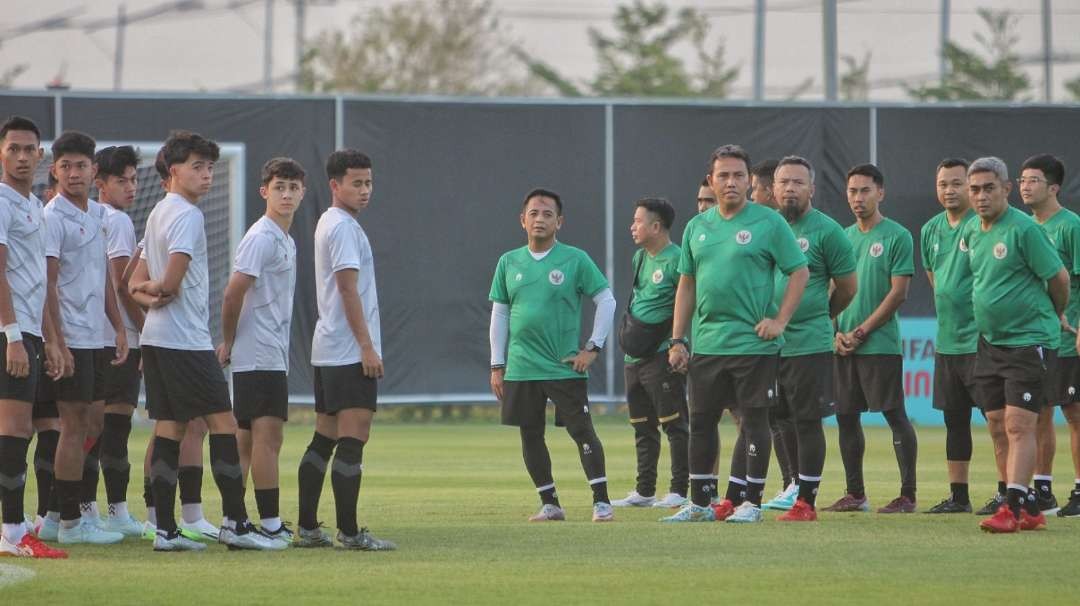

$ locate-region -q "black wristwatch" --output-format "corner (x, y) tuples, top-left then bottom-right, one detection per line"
(669, 337), (689, 350)
(491, 364), (506, 370)
(584, 341), (601, 353)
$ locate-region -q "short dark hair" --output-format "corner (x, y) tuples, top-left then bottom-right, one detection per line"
(161, 130), (220, 170)
(776, 155), (816, 183)
(261, 157), (306, 186)
(635, 197), (675, 230)
(51, 130), (95, 161)
(750, 159), (779, 185)
(154, 148), (168, 181)
(0, 116), (41, 143)
(1021, 153), (1065, 187)
(47, 172), (58, 187)
(936, 157), (969, 173)
(708, 144), (751, 174)
(522, 188), (563, 215)
(846, 163), (884, 188)
(700, 177), (710, 188)
(325, 149), (372, 181)
(95, 145), (140, 179)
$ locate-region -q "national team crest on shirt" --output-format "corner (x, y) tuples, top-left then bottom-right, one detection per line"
(797, 237), (810, 252)
(735, 230), (752, 245)
(651, 269), (664, 284)
(932, 242), (939, 253)
(869, 242), (884, 257)
(959, 238), (969, 253)
(514, 272), (523, 281)
(548, 269), (565, 285)
(993, 242), (1008, 259)
(698, 233), (706, 242)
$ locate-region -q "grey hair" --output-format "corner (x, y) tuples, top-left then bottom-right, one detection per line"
(776, 155), (815, 184)
(968, 156), (1009, 183)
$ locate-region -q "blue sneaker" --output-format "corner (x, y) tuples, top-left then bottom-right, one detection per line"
(727, 501), (763, 523)
(762, 483), (798, 511)
(659, 504), (715, 522)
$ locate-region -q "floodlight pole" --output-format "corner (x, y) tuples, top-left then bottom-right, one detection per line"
(113, 3), (126, 90)
(294, 0), (306, 91)
(263, 0), (274, 93)
(1043, 0), (1053, 102)
(753, 0), (765, 101)
(939, 0), (950, 86)
(823, 0), (837, 102)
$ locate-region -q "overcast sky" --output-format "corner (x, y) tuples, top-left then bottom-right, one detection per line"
(2, 0), (1079, 102)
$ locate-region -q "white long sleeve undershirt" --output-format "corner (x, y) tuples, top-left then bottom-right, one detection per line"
(489, 287), (616, 366)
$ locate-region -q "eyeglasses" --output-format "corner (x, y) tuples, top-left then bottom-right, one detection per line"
(1016, 177), (1046, 186)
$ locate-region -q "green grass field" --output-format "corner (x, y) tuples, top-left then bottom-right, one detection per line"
(3, 415), (1080, 604)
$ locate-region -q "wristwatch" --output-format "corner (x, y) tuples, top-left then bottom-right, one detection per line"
(853, 327), (868, 342)
(669, 337), (689, 350)
(584, 342), (601, 353)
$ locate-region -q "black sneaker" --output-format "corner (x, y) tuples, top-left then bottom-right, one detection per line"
(1036, 491), (1060, 514)
(975, 493), (1005, 515)
(925, 496), (972, 514)
(1057, 490), (1080, 517)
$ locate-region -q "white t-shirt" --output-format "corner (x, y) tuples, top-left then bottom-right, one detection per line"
(311, 206), (381, 366)
(102, 203), (140, 348)
(231, 216), (296, 372)
(0, 184), (47, 337)
(44, 195), (108, 350)
(139, 193), (212, 351)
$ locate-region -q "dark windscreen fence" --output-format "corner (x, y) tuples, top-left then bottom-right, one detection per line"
(2, 92), (1079, 411)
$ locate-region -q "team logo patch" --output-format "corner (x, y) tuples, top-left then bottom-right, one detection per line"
(993, 242), (1008, 259)
(548, 269), (564, 285)
(698, 233), (707, 242)
(959, 238), (969, 253)
(932, 242), (939, 253)
(582, 443), (592, 454)
(514, 272), (522, 281)
(735, 230), (752, 245)
(869, 242), (884, 258)
(1069, 386), (1076, 397)
(651, 269), (664, 284)
(797, 237), (810, 252)
(748, 444), (757, 456)
(1023, 392), (1032, 402)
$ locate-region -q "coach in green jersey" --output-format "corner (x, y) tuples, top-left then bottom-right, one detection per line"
(1019, 153), (1080, 517)
(827, 163), (919, 515)
(921, 158), (989, 515)
(489, 188), (617, 523)
(611, 198), (690, 511)
(964, 157), (1069, 533)
(661, 144), (808, 524)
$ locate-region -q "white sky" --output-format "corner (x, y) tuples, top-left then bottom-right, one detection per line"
(1, 0), (1078, 101)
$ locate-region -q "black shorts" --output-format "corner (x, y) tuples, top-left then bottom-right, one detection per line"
(313, 364), (377, 415)
(687, 354), (778, 416)
(1047, 355), (1080, 407)
(933, 353), (979, 411)
(233, 370), (289, 428)
(0, 333), (42, 404)
(55, 348), (99, 403)
(625, 353), (688, 426)
(974, 337), (1055, 414)
(142, 346), (231, 422)
(99, 347), (142, 406)
(502, 378), (591, 429)
(834, 354), (905, 415)
(33, 356), (58, 420)
(777, 352), (836, 421)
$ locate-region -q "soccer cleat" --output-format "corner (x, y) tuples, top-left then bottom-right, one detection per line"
(57, 519), (125, 544)
(103, 514), (145, 537)
(35, 516), (60, 541)
(975, 494), (1006, 515)
(1019, 510), (1047, 531)
(822, 494), (870, 512)
(980, 504), (1019, 533)
(592, 502), (615, 522)
(659, 503), (715, 523)
(610, 491), (656, 507)
(0, 533), (68, 559)
(337, 527), (396, 551)
(925, 497), (972, 514)
(153, 529), (207, 552)
(260, 522), (294, 547)
(1036, 492), (1059, 515)
(528, 504), (566, 522)
(652, 493), (689, 508)
(777, 499), (818, 522)
(710, 498), (736, 521)
(219, 522), (287, 551)
(877, 496), (916, 514)
(727, 501), (763, 523)
(294, 523), (333, 548)
(181, 518), (220, 541)
(1057, 490), (1080, 517)
(762, 483), (799, 511)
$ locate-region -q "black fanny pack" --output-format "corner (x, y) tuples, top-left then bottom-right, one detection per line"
(617, 252), (673, 359)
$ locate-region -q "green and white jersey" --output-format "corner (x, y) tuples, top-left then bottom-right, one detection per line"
(774, 209), (856, 357)
(490, 242), (609, 381)
(1037, 207), (1080, 357)
(837, 217), (915, 355)
(677, 202), (807, 356)
(961, 206), (1063, 349)
(920, 209), (978, 355)
(624, 242), (680, 364)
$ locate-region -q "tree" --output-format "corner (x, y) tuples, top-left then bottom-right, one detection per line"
(1067, 76), (1080, 102)
(0, 42), (27, 89)
(840, 52), (871, 101)
(907, 9), (1030, 102)
(300, 0), (536, 96)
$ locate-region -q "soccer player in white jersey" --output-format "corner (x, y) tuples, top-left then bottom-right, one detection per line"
(0, 116), (67, 558)
(129, 130), (279, 552)
(40, 131), (128, 545)
(218, 158), (303, 546)
(295, 150), (394, 550)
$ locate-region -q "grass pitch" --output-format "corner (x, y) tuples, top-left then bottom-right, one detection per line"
(2, 416), (1079, 605)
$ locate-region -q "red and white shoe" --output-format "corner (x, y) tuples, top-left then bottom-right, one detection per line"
(710, 498), (735, 521)
(777, 498), (818, 522)
(1019, 510), (1047, 531)
(979, 504), (1019, 534)
(0, 533), (69, 559)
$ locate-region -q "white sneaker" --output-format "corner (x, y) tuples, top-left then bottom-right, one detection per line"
(592, 502), (615, 522)
(726, 501), (763, 524)
(610, 491), (656, 507)
(104, 514), (145, 537)
(651, 493), (690, 508)
(528, 504), (566, 522)
(57, 519), (125, 544)
(153, 529), (206, 552)
(35, 516), (60, 541)
(218, 522), (287, 551)
(181, 518), (220, 541)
